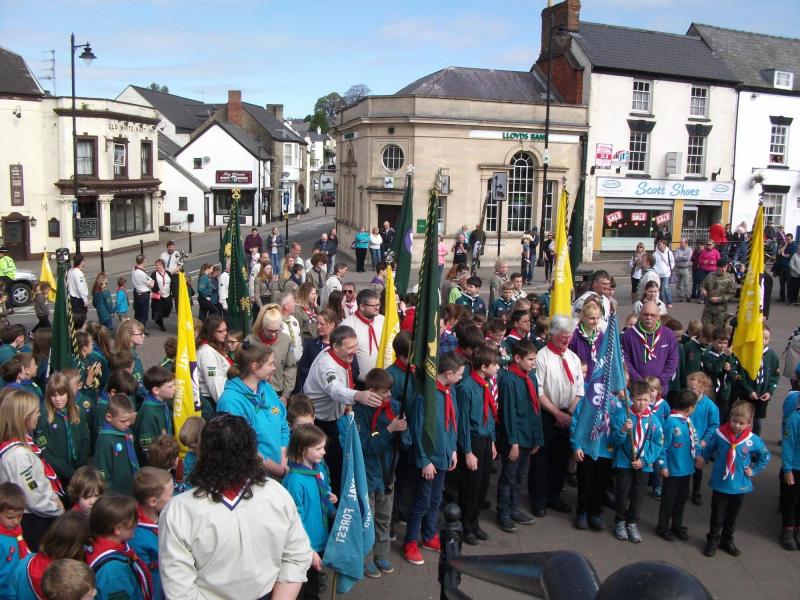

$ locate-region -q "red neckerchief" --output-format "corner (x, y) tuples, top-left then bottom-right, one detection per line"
(327, 348), (354, 389)
(471, 371), (498, 424)
(258, 331), (279, 346)
(632, 407), (653, 456)
(219, 481), (249, 511)
(506, 329), (527, 341)
(0, 438), (65, 497)
(717, 423), (753, 480)
(342, 299), (356, 316)
(0, 523), (29, 561)
(354, 310), (378, 353)
(26, 553), (51, 599)
(86, 537), (153, 600)
(436, 381), (457, 432)
(508, 364), (540, 415)
(455, 346), (468, 358)
(393, 358), (414, 373)
(371, 400), (397, 433)
(546, 342), (575, 384)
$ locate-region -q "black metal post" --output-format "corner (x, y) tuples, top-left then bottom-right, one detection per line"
(497, 197), (503, 257)
(256, 139), (263, 227)
(139, 239), (144, 256)
(188, 231), (193, 254)
(219, 227), (223, 247)
(284, 212), (290, 257)
(99, 247), (105, 273)
(70, 33), (80, 256)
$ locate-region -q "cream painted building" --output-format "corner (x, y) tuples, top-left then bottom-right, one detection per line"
(333, 69), (588, 266)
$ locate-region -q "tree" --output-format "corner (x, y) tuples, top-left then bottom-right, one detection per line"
(314, 92), (343, 126)
(343, 84), (370, 106)
(148, 82), (169, 93)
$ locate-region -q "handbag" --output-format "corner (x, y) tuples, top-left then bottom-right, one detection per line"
(668, 273), (677, 285)
(151, 291), (162, 300)
(351, 240), (356, 249)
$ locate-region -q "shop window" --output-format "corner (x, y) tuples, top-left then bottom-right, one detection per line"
(602, 208), (670, 239)
(111, 195), (152, 237)
(214, 191), (254, 216)
(507, 152), (534, 232)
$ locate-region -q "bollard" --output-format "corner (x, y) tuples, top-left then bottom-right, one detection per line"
(100, 247), (105, 273)
(219, 227), (223, 246)
(188, 231), (193, 254)
(139, 239), (144, 256)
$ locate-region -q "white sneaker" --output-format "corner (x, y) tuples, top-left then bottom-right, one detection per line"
(614, 521), (628, 541)
(626, 522), (642, 543)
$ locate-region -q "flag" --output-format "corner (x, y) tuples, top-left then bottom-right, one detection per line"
(572, 313), (627, 460)
(219, 188), (252, 335)
(40, 251), (56, 302)
(324, 414), (374, 594)
(376, 265), (400, 368)
(173, 271), (200, 449)
(732, 205), (765, 380)
(389, 172), (414, 296)
(49, 262), (78, 374)
(411, 185), (442, 455)
(549, 188), (573, 317)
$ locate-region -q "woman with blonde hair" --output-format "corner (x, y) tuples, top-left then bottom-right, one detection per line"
(114, 318), (147, 404)
(253, 261), (275, 314)
(279, 255), (296, 291)
(0, 389), (64, 549)
(295, 282), (319, 339)
(253, 304), (297, 405)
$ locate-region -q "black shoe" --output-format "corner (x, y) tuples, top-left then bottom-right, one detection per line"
(463, 531), (479, 546)
(532, 507), (546, 518)
(703, 537), (719, 557)
(720, 538), (740, 556)
(547, 498), (572, 514)
(691, 493), (703, 506)
(474, 526), (489, 541)
(574, 513), (588, 530)
(511, 511), (535, 525)
(482, 500), (491, 510)
(565, 472), (579, 488)
(588, 515), (605, 531)
(497, 518), (517, 533)
(672, 527), (689, 541)
(657, 529), (675, 542)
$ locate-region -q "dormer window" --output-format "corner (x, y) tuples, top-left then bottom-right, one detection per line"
(775, 70), (794, 90)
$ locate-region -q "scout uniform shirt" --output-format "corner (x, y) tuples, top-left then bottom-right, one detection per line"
(9, 551), (51, 600)
(703, 424), (770, 494)
(496, 365), (544, 451)
(0, 438), (63, 518)
(0, 522), (28, 591)
(735, 346), (780, 419)
(411, 383), (459, 471)
(133, 395), (173, 465)
(93, 424), (140, 495)
(86, 537), (153, 600)
(282, 461), (336, 552)
(456, 372), (498, 454)
(34, 409), (90, 483)
(658, 413), (701, 477)
(688, 394), (720, 447)
(701, 348), (736, 409)
(611, 407), (664, 472)
(130, 505), (163, 600)
(354, 397), (405, 493)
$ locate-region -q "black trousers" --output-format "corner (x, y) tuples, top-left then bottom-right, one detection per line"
(31, 315), (51, 333)
(789, 276), (800, 304)
(777, 264), (790, 300)
(316, 419), (343, 496)
(21, 513), (57, 552)
(299, 558), (322, 600)
(576, 456), (613, 517)
(615, 468), (647, 524)
(457, 435), (493, 533)
(708, 490), (743, 541)
(355, 248), (367, 272)
(779, 470), (800, 528)
(69, 296), (87, 329)
(133, 291), (150, 327)
(392, 445), (416, 523)
(657, 474), (691, 533)
(528, 412), (570, 510)
(692, 467), (703, 496)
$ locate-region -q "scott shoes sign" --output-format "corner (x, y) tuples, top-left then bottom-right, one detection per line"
(597, 177), (732, 201)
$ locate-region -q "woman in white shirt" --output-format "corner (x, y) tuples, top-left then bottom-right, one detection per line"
(369, 227), (383, 271)
(633, 280), (667, 316)
(195, 314), (231, 420)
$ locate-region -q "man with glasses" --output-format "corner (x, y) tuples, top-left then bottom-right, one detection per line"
(320, 263), (347, 307)
(341, 289), (385, 385)
(621, 301), (679, 394)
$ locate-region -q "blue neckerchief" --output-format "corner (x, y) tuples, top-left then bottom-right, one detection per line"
(55, 409), (77, 461)
(100, 423), (140, 470)
(288, 460), (336, 527)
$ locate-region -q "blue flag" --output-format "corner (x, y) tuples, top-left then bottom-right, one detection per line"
(323, 414), (375, 594)
(572, 313), (627, 460)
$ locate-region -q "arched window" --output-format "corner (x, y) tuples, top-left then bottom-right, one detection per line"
(507, 152), (534, 232)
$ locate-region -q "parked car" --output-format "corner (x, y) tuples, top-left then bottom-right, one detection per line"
(7, 269), (37, 307)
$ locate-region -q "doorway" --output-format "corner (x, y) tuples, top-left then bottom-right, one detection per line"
(377, 204), (401, 231)
(1, 213), (30, 260)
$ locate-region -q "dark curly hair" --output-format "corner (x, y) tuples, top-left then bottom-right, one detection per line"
(191, 413), (268, 503)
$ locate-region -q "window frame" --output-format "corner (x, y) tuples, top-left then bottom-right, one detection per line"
(381, 144), (405, 172)
(761, 192), (785, 226)
(110, 195), (153, 238)
(686, 135), (706, 176)
(193, 157), (202, 169)
(140, 140), (153, 178)
(437, 195), (446, 235)
(631, 79), (652, 113)
(628, 131), (650, 173)
(283, 143), (297, 169)
(112, 138), (129, 179)
(541, 180), (557, 236)
(769, 124), (789, 165)
(506, 152), (535, 233)
(178, 196), (188, 211)
(75, 136), (97, 177)
(774, 71), (794, 90)
(689, 86), (709, 117)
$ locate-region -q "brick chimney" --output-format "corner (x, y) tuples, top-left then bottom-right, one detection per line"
(228, 90), (243, 126)
(540, 0), (580, 56)
(266, 103), (284, 123)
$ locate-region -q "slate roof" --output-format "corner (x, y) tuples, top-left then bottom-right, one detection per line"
(689, 24), (800, 92)
(128, 85), (218, 132)
(396, 66), (556, 103)
(573, 22), (739, 84)
(243, 103), (306, 144)
(157, 132), (181, 159)
(288, 119), (329, 142)
(0, 46), (44, 97)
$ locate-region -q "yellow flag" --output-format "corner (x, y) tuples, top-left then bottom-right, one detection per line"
(377, 264), (400, 368)
(40, 251), (57, 302)
(549, 189), (573, 317)
(173, 272), (200, 451)
(731, 205), (765, 380)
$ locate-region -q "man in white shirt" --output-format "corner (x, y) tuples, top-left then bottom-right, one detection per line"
(67, 253), (89, 329)
(530, 314), (584, 517)
(152, 259), (173, 331)
(572, 270), (612, 333)
(289, 242), (307, 284)
(341, 282), (358, 318)
(218, 260), (230, 314)
(159, 240), (182, 276)
(320, 263), (347, 308)
(653, 239), (675, 307)
(131, 254), (154, 330)
(341, 288), (385, 384)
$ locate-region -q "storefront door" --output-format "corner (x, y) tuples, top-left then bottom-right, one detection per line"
(1, 214), (29, 260)
(681, 207), (698, 242)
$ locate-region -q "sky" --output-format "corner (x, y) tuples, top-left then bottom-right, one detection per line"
(2, 0), (798, 118)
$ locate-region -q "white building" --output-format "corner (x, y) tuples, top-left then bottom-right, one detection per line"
(172, 121), (271, 228)
(690, 25), (800, 238)
(1, 47), (161, 258)
(540, 1), (739, 255)
(157, 133), (209, 233)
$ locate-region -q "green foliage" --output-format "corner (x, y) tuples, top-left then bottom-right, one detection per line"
(148, 82), (169, 93)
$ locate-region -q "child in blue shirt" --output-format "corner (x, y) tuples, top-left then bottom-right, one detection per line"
(780, 394), (800, 550)
(130, 467), (173, 600)
(644, 376), (670, 500)
(656, 389), (703, 541)
(686, 371), (720, 506)
(115, 277), (129, 322)
(702, 400), (770, 557)
(177, 416), (205, 490)
(454, 276), (487, 318)
(0, 482), (27, 593)
(611, 381), (664, 544)
(403, 351), (464, 566)
(354, 368), (407, 577)
(283, 424), (337, 600)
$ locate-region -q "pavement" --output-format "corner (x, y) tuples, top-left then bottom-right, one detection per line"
(10, 206), (800, 598)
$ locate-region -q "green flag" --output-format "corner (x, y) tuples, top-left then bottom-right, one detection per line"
(411, 185), (441, 455)
(49, 261), (78, 374)
(220, 189), (252, 335)
(390, 173), (414, 296)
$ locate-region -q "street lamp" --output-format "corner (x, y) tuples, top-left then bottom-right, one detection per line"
(256, 138), (263, 227)
(70, 33), (96, 255)
(538, 19), (569, 238)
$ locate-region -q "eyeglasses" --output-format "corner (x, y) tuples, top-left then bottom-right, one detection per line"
(132, 332), (145, 337)
(344, 289), (355, 294)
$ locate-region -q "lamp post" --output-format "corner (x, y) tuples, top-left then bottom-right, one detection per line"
(256, 138), (263, 227)
(538, 18), (569, 238)
(70, 33), (96, 255)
